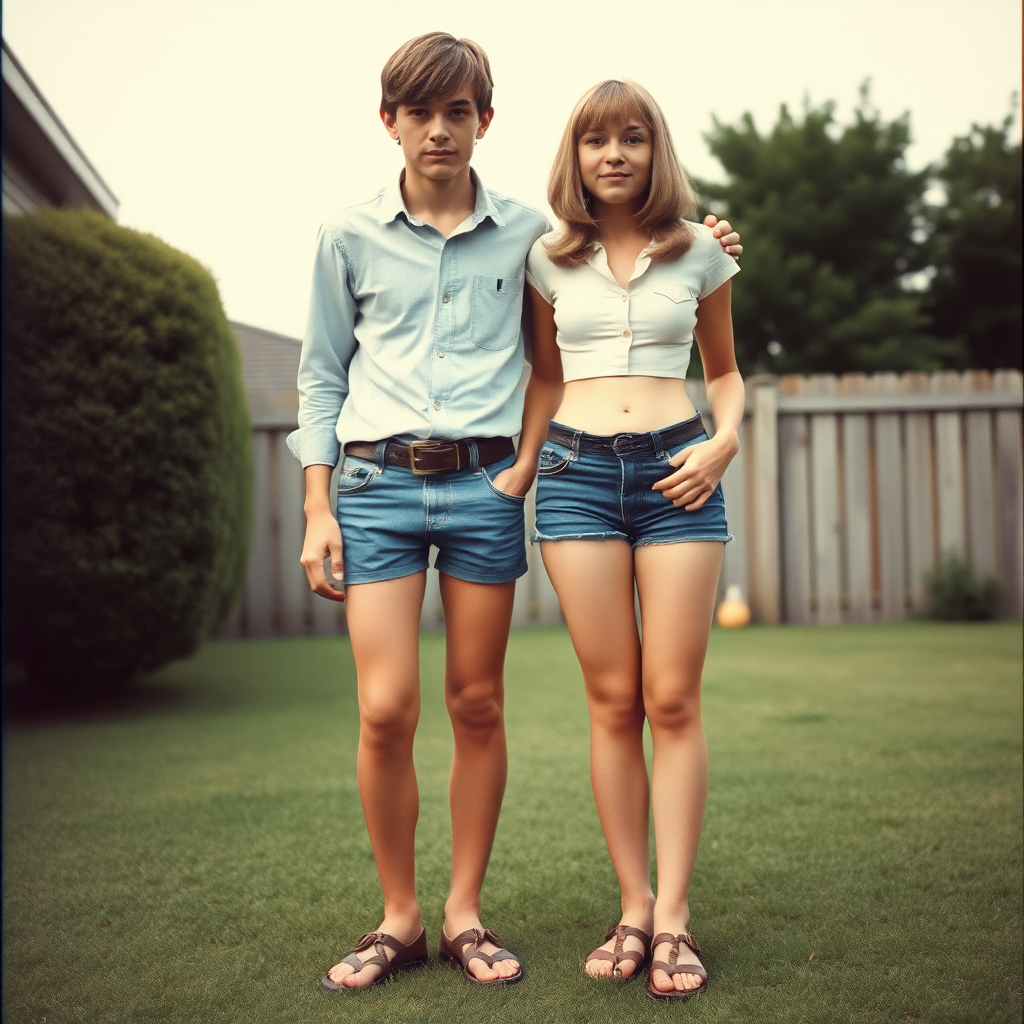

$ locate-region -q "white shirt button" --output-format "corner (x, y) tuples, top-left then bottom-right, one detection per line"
(442, 293), (451, 304)
(437, 350), (445, 358)
(621, 293), (628, 302)
(433, 400), (442, 410)
(622, 329), (631, 338)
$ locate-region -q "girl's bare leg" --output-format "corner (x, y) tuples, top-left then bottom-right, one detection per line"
(439, 573), (521, 982)
(324, 572), (426, 988)
(634, 541), (723, 994)
(541, 539), (654, 978)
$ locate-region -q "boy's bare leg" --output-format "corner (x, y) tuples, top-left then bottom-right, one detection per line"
(439, 573), (521, 981)
(324, 571), (427, 988)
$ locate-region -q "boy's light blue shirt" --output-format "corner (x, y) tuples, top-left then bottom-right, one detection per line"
(287, 171), (550, 468)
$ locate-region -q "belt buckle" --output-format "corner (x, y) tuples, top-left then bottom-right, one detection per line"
(408, 440), (459, 475)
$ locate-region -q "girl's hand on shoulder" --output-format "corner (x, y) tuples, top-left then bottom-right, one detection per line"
(652, 430), (739, 510)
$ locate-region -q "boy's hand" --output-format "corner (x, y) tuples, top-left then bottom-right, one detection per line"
(300, 510), (347, 601)
(704, 214), (742, 258)
(490, 460), (536, 498)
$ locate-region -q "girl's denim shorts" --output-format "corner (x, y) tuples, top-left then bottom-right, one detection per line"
(532, 414), (732, 547)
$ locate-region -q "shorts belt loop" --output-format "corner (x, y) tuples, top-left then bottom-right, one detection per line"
(374, 440), (388, 470)
(468, 440), (480, 472)
(572, 430), (582, 461)
(651, 428), (666, 458)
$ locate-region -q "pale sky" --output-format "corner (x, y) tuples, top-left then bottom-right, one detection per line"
(4, 0), (1021, 339)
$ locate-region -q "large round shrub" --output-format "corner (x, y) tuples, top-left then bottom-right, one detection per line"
(5, 208), (252, 691)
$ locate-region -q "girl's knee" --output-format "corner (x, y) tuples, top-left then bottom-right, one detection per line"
(643, 677), (702, 732)
(586, 674), (645, 734)
(445, 677), (503, 733)
(359, 693), (419, 749)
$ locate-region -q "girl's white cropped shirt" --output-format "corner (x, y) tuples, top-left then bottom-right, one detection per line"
(525, 221), (739, 382)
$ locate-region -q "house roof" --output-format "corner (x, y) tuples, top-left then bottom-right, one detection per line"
(231, 321), (302, 392)
(2, 40), (119, 217)
(231, 321), (301, 428)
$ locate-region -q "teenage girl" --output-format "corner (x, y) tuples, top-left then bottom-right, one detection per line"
(523, 79), (743, 1001)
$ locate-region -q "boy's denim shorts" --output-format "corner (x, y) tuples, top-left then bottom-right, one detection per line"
(533, 414), (733, 547)
(335, 444), (528, 586)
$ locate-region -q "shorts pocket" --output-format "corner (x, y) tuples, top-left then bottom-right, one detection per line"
(481, 463), (527, 504)
(337, 454), (379, 495)
(471, 276), (524, 351)
(537, 440), (573, 477)
(662, 432), (709, 463)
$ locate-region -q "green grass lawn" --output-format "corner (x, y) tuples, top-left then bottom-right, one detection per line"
(4, 621), (1022, 1024)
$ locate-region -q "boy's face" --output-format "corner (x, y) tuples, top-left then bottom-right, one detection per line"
(381, 89), (493, 182)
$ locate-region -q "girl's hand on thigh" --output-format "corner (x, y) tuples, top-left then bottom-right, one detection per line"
(652, 431), (739, 510)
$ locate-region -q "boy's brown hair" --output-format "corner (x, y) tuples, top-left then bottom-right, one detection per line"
(380, 32), (493, 116)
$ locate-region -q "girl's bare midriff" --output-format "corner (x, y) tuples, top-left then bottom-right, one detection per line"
(554, 375), (698, 436)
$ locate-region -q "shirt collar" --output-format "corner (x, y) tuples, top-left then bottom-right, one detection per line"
(586, 239), (655, 285)
(377, 169), (505, 229)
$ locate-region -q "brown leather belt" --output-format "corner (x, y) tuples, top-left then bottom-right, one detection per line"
(344, 436), (515, 475)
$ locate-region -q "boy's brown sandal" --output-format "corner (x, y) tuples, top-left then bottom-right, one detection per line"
(646, 931), (708, 1001)
(320, 927), (428, 992)
(584, 923), (652, 979)
(438, 926), (524, 986)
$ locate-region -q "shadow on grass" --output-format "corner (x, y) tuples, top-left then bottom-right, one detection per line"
(4, 665), (197, 728)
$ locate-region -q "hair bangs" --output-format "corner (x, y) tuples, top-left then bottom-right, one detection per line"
(380, 33), (493, 116)
(574, 82), (654, 141)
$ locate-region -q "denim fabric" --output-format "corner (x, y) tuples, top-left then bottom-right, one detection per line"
(287, 170), (550, 469)
(533, 416), (732, 547)
(335, 448), (528, 585)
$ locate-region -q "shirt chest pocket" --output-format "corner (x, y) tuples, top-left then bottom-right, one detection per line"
(470, 276), (524, 351)
(652, 285), (696, 305)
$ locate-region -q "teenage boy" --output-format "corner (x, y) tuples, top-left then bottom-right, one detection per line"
(288, 32), (742, 991)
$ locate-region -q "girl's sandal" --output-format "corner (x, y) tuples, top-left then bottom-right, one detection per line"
(439, 926), (524, 985)
(320, 927), (428, 991)
(646, 931), (708, 1001)
(584, 923), (652, 979)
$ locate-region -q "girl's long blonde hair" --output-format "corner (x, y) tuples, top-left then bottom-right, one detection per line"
(545, 80), (698, 267)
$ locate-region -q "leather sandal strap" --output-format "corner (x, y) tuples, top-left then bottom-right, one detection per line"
(341, 950), (390, 974)
(652, 931), (702, 959)
(650, 959), (707, 981)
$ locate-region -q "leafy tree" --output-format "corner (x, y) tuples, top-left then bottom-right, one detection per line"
(696, 86), (964, 374)
(923, 110), (1022, 370)
(5, 208), (252, 693)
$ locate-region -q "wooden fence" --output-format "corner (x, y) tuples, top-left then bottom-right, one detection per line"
(219, 369), (1023, 638)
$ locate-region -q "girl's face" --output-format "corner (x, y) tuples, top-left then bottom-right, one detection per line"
(577, 119), (653, 213)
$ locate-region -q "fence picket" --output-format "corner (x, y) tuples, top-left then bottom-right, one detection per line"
(809, 376), (842, 624)
(963, 371), (997, 579)
(933, 372), (966, 556)
(750, 380), (780, 623)
(874, 374), (907, 620)
(900, 373), (936, 613)
(994, 370), (1024, 617)
(839, 375), (872, 622)
(779, 377), (812, 623)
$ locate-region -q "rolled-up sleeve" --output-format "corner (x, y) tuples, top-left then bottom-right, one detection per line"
(286, 226), (357, 468)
